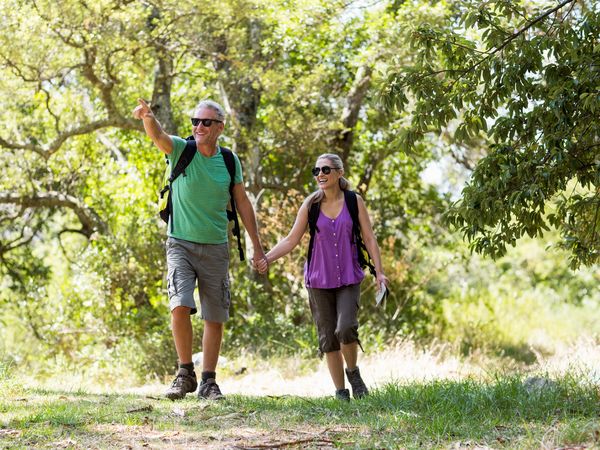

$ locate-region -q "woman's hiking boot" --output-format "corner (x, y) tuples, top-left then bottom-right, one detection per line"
(165, 367), (198, 400)
(198, 378), (224, 400)
(335, 388), (351, 401)
(345, 367), (369, 398)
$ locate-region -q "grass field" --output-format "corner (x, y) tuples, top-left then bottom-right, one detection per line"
(2, 342), (600, 449)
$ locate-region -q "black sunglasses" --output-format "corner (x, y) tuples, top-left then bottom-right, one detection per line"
(311, 166), (335, 176)
(190, 118), (223, 127)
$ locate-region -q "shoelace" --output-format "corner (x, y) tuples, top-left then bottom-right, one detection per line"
(206, 383), (219, 393)
(172, 374), (192, 387)
(202, 382), (222, 396)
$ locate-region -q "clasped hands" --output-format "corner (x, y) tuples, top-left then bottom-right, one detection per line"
(251, 254), (269, 275)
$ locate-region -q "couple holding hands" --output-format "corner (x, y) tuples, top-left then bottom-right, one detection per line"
(133, 98), (389, 402)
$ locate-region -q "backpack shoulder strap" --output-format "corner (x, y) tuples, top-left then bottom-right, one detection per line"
(308, 201), (320, 236)
(169, 140), (197, 183)
(344, 190), (377, 277)
(220, 147), (236, 183)
(163, 140), (197, 232)
(344, 190), (360, 232)
(306, 200), (321, 279)
(220, 147), (245, 262)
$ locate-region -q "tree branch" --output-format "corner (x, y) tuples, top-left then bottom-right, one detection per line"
(0, 191), (108, 236)
(397, 0), (577, 92)
(458, 0), (576, 82)
(333, 64), (373, 162)
(0, 117), (142, 159)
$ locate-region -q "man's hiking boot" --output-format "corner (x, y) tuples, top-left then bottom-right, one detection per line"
(198, 378), (224, 400)
(345, 367), (369, 399)
(335, 388), (351, 401)
(165, 367), (198, 400)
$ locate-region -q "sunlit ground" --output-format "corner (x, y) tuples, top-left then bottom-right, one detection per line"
(22, 338), (600, 398)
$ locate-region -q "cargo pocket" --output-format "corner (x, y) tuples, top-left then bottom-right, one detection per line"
(221, 277), (231, 309)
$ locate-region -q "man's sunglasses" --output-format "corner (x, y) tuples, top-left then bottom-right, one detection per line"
(190, 118), (223, 127)
(311, 166), (336, 176)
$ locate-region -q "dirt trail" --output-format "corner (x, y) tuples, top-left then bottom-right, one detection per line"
(124, 339), (600, 398)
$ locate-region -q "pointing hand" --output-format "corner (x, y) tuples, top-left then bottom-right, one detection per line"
(132, 98), (153, 120)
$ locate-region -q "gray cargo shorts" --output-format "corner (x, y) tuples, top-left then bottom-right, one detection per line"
(166, 237), (231, 323)
(307, 283), (361, 355)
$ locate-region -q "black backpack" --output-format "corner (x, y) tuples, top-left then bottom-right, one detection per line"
(158, 138), (245, 261)
(306, 189), (376, 277)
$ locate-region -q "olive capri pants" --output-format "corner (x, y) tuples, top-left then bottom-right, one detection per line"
(307, 283), (361, 355)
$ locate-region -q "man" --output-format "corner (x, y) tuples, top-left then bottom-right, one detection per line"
(133, 98), (266, 400)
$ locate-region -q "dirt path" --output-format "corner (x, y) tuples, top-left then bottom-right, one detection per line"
(121, 338), (600, 398)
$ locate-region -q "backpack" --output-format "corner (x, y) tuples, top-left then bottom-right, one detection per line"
(306, 189), (376, 278)
(158, 138), (245, 261)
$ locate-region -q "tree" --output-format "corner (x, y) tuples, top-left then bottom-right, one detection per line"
(382, 0), (600, 267)
(0, 0), (451, 372)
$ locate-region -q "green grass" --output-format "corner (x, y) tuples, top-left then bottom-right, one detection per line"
(1, 374), (599, 449)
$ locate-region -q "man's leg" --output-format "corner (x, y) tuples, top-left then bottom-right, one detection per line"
(165, 306), (198, 400)
(197, 320), (225, 400)
(202, 320), (223, 372)
(172, 306), (193, 364)
(195, 243), (230, 400)
(165, 238), (199, 400)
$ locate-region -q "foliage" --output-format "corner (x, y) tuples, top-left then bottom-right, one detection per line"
(0, 0), (450, 374)
(1, 0), (598, 378)
(382, 0), (600, 268)
(422, 236), (600, 361)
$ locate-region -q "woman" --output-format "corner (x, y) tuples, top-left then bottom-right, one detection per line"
(257, 153), (389, 400)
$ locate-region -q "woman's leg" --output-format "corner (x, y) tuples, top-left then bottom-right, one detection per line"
(341, 341), (358, 370)
(308, 287), (343, 391)
(336, 284), (369, 398)
(335, 283), (361, 368)
(325, 350), (346, 389)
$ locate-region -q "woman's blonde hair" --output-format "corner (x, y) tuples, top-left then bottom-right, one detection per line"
(307, 153), (351, 206)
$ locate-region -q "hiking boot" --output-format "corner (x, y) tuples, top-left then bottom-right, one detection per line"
(346, 367), (369, 398)
(198, 378), (224, 400)
(165, 367), (198, 400)
(335, 388), (350, 401)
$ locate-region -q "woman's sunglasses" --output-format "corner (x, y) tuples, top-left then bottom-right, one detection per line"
(311, 166), (336, 176)
(190, 118), (223, 127)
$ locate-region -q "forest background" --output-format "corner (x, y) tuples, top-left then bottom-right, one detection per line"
(1, 0), (599, 382)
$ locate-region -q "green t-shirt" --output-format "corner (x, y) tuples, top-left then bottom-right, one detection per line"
(167, 136), (243, 244)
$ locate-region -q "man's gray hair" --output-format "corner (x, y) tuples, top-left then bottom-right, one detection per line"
(194, 100), (226, 122)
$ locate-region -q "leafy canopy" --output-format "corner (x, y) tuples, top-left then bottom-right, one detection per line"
(382, 0), (600, 268)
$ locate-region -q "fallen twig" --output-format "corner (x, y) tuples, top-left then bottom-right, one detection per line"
(126, 405), (153, 413)
(232, 437), (336, 449)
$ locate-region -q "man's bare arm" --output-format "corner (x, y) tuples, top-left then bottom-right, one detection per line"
(132, 98), (173, 154)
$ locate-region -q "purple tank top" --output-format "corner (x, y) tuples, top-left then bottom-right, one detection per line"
(304, 201), (365, 288)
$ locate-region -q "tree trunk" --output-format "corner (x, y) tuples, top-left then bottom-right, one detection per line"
(213, 21), (263, 195)
(333, 65), (373, 163)
(151, 50), (176, 135)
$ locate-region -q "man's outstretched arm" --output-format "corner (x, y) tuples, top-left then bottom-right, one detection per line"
(132, 98), (173, 154)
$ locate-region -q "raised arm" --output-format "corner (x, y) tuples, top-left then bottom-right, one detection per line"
(265, 200), (310, 264)
(132, 98), (173, 154)
(356, 194), (389, 288)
